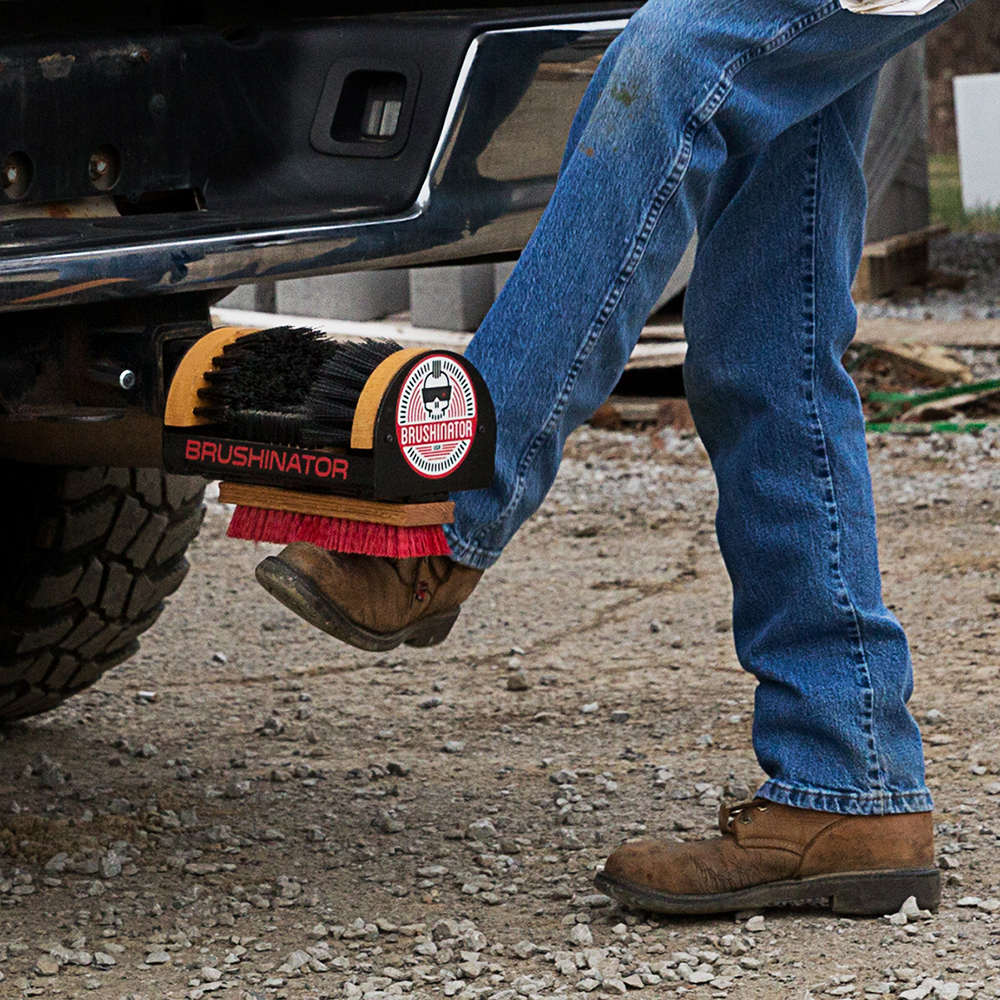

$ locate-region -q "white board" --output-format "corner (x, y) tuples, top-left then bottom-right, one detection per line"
(954, 73), (1000, 212)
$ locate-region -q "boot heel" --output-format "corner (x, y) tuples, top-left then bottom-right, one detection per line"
(404, 608), (461, 648)
(831, 869), (941, 916)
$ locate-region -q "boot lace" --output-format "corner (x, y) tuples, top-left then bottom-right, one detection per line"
(719, 799), (769, 834)
(387, 557), (450, 605)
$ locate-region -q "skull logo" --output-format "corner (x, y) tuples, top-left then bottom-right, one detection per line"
(421, 360), (452, 420)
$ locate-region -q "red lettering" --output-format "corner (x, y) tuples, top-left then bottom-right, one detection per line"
(302, 455), (316, 475)
(185, 439), (202, 461)
(217, 443), (232, 465)
(247, 448), (266, 469)
(332, 458), (349, 480)
(269, 450), (286, 472)
(286, 453), (301, 474)
(233, 445), (248, 467)
(315, 456), (332, 478)
(203, 441), (218, 462)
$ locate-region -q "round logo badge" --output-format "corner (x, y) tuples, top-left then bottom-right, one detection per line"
(395, 355), (478, 479)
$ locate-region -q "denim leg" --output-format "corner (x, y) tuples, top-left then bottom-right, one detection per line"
(446, 0), (964, 571)
(443, 0), (961, 806)
(682, 80), (930, 815)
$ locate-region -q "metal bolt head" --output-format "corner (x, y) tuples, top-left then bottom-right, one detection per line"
(88, 145), (120, 190)
(118, 370), (136, 390)
(2, 152), (33, 199)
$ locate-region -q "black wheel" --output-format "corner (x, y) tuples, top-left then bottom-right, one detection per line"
(0, 463), (205, 722)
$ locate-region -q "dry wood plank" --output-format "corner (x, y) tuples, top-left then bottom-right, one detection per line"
(590, 396), (695, 430)
(210, 306), (1000, 367)
(862, 342), (971, 387)
(218, 482), (454, 526)
(638, 322), (686, 342)
(624, 342), (687, 369)
(862, 224), (949, 258)
(901, 389), (1000, 423)
(852, 224), (948, 301)
(854, 318), (1000, 347)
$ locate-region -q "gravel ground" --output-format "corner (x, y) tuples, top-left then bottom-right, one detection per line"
(2, 418), (1000, 1000)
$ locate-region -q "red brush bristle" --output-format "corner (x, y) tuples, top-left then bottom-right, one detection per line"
(227, 505), (451, 559)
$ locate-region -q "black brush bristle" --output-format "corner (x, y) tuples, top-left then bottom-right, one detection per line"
(199, 328), (335, 413)
(301, 338), (400, 448)
(196, 329), (401, 448)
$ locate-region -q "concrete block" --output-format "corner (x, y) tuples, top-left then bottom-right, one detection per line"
(276, 271), (409, 322)
(410, 264), (495, 331)
(494, 260), (517, 296)
(217, 283), (278, 313)
(217, 285), (257, 310)
(954, 73), (1000, 211)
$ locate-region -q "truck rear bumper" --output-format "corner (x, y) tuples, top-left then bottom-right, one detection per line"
(0, 12), (629, 313)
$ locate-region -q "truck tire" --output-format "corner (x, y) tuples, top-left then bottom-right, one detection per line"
(0, 463), (206, 722)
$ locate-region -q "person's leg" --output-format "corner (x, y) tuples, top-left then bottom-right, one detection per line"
(257, 0), (972, 914)
(594, 63), (950, 915)
(681, 77), (929, 816)
(445, 0), (966, 570)
(261, 0), (961, 679)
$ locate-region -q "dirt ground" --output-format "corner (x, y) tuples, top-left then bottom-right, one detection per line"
(2, 424), (1000, 1000)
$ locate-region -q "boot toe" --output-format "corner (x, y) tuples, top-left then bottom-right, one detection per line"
(602, 840), (676, 890)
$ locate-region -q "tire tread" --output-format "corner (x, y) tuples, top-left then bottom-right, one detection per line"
(0, 462), (205, 721)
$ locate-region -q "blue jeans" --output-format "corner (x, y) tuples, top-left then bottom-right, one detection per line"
(443, 0), (969, 815)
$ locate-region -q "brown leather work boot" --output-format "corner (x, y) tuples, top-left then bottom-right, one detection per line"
(255, 542), (483, 652)
(594, 799), (940, 916)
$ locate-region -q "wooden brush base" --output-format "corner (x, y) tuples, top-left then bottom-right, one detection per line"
(218, 482), (454, 527)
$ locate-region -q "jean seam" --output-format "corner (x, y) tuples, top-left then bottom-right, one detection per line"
(458, 0), (845, 557)
(800, 110), (886, 804)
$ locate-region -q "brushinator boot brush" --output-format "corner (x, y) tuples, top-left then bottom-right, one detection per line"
(163, 325), (495, 558)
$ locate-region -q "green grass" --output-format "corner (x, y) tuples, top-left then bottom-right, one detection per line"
(929, 154), (1000, 233)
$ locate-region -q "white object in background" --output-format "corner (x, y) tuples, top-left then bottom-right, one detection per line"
(840, 0), (947, 13)
(954, 73), (1000, 213)
(208, 307), (687, 369)
(654, 235), (697, 313)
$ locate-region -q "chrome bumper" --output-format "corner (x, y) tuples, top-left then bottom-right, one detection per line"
(0, 17), (628, 313)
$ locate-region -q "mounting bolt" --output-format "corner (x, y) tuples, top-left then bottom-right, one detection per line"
(88, 362), (136, 389)
(88, 145), (120, 191)
(2, 151), (32, 200)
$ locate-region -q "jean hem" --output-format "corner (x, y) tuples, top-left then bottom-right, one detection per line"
(757, 779), (933, 815)
(442, 524), (503, 571)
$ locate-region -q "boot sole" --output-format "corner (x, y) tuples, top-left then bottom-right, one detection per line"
(594, 867), (941, 917)
(254, 556), (461, 653)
